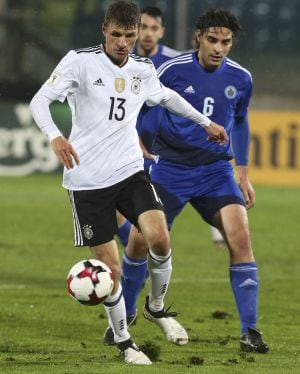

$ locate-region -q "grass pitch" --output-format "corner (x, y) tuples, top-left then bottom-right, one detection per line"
(1, 174), (300, 373)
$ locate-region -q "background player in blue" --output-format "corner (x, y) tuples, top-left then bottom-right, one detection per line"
(122, 9), (269, 353)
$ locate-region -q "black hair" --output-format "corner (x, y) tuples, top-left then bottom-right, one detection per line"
(141, 6), (165, 26)
(104, 0), (140, 28)
(196, 8), (242, 34)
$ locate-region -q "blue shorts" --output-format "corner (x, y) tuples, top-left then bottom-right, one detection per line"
(149, 159), (245, 229)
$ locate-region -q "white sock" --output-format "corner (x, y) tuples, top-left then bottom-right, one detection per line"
(148, 248), (172, 312)
(103, 284), (130, 344)
(211, 226), (224, 242)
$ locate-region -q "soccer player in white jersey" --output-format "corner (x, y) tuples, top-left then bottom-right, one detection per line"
(30, 1), (227, 365)
(115, 6), (181, 249)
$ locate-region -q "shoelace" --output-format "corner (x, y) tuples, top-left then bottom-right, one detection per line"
(161, 303), (178, 318)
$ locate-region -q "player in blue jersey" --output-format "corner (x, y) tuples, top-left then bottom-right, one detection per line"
(122, 9), (269, 353)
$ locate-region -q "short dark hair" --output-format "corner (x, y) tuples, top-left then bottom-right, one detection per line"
(141, 6), (165, 26)
(196, 9), (242, 34)
(104, 1), (140, 28)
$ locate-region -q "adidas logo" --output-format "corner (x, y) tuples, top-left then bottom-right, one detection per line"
(238, 278), (258, 288)
(184, 85), (195, 93)
(93, 78), (104, 86)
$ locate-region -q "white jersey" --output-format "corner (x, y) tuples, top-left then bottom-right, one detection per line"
(37, 45), (169, 190)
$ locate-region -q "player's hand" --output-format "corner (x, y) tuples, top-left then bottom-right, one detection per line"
(239, 176), (255, 209)
(51, 136), (80, 169)
(206, 122), (228, 145)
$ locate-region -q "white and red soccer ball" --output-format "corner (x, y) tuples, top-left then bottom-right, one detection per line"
(67, 259), (114, 305)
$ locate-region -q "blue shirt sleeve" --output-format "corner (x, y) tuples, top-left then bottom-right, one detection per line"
(231, 114), (250, 165)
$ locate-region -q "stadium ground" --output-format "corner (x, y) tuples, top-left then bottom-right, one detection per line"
(0, 174), (299, 373)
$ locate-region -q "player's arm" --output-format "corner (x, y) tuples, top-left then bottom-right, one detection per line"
(232, 114), (254, 209)
(149, 86), (228, 145)
(30, 94), (79, 169)
(30, 50), (80, 169)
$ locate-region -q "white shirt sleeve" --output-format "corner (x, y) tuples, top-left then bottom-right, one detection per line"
(158, 86), (211, 128)
(37, 50), (80, 103)
(29, 94), (62, 142)
(29, 50), (80, 142)
(145, 66), (211, 128)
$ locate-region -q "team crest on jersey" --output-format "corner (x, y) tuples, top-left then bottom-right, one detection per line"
(224, 85), (237, 99)
(131, 76), (141, 95)
(47, 71), (60, 86)
(83, 225), (93, 240)
(115, 78), (125, 93)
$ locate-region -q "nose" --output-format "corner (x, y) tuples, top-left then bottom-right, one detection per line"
(215, 42), (223, 53)
(118, 36), (127, 48)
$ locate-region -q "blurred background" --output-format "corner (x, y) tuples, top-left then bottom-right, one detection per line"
(0, 0), (299, 185)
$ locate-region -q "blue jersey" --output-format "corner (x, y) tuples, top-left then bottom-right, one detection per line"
(132, 44), (180, 68)
(152, 52), (252, 165)
(133, 45), (180, 150)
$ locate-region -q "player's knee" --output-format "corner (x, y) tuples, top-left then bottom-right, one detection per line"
(148, 229), (170, 255)
(228, 227), (253, 260)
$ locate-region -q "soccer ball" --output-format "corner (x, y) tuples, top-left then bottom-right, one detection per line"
(67, 259), (114, 305)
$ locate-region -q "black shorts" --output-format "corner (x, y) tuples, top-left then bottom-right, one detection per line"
(68, 171), (164, 247)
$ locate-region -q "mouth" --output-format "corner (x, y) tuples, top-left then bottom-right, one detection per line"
(141, 39), (154, 46)
(115, 49), (128, 56)
(210, 54), (222, 63)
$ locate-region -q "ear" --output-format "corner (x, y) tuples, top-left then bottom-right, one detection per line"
(195, 29), (201, 43)
(102, 24), (106, 37)
(160, 26), (166, 38)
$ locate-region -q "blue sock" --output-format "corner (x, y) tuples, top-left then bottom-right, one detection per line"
(230, 262), (258, 334)
(121, 252), (148, 317)
(116, 219), (131, 247)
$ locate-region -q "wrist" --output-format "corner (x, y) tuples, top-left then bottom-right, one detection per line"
(200, 117), (211, 128)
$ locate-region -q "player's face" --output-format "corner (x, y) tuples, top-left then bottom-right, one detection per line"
(102, 22), (139, 65)
(138, 14), (165, 54)
(197, 27), (233, 70)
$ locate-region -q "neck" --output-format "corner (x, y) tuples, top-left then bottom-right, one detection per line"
(103, 44), (128, 67)
(136, 43), (159, 57)
(197, 50), (219, 72)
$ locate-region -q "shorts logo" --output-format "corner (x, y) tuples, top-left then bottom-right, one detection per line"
(224, 85), (237, 99)
(83, 225), (93, 240)
(131, 76), (141, 94)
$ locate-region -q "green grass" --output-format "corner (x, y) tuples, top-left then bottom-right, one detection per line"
(1, 175), (300, 373)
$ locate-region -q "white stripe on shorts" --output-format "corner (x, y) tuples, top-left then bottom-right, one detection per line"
(68, 190), (83, 246)
(150, 183), (161, 204)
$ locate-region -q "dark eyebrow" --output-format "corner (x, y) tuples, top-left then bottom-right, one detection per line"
(207, 35), (232, 42)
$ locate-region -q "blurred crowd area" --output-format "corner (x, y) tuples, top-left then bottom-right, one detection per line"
(0, 0), (299, 108)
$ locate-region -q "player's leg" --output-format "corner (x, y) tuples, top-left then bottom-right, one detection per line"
(121, 225), (148, 320)
(214, 205), (268, 353)
(137, 209), (188, 345)
(120, 162), (185, 324)
(115, 210), (131, 247)
(118, 162), (155, 320)
(118, 171), (188, 345)
(90, 240), (130, 344)
(190, 160), (268, 353)
(68, 188), (151, 364)
(104, 219), (147, 347)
